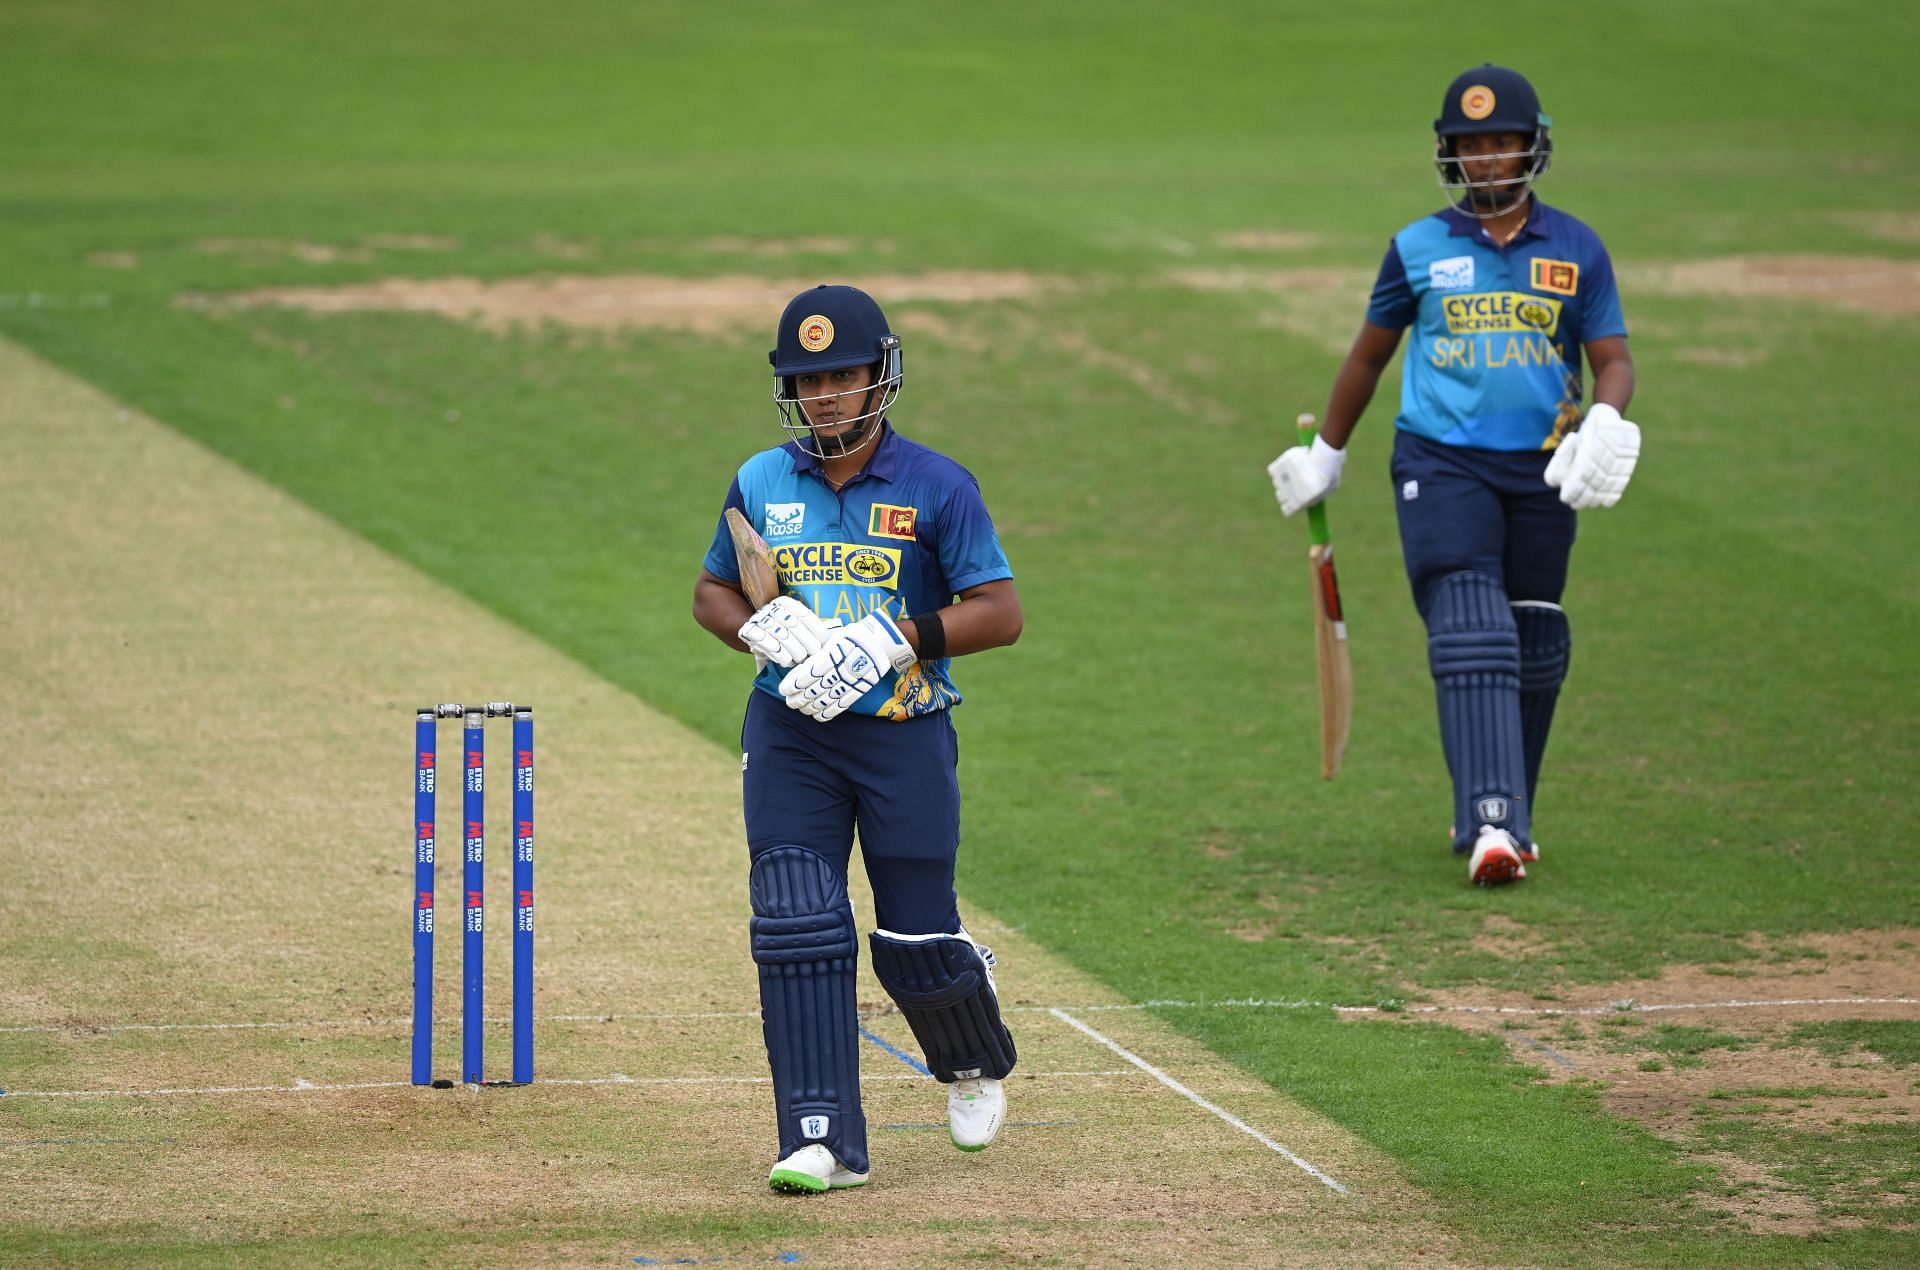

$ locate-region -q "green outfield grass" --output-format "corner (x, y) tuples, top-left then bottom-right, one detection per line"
(3, 1), (1917, 1262)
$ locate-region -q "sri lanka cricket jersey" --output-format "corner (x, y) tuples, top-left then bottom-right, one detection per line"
(703, 423), (1014, 720)
(1367, 201), (1627, 451)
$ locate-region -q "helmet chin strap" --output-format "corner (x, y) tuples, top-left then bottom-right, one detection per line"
(819, 419), (868, 455)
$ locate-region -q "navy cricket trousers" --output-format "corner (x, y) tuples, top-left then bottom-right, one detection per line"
(1389, 430), (1577, 612)
(740, 688), (963, 936)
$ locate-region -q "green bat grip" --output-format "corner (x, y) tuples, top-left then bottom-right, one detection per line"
(1298, 417), (1332, 548)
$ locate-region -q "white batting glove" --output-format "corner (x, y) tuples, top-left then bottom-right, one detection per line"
(1542, 430), (1580, 491)
(738, 596), (835, 670)
(779, 611), (916, 722)
(1266, 435), (1346, 517)
(1545, 404), (1641, 510)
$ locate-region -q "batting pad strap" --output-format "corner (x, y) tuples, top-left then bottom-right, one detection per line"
(751, 909), (857, 965)
(869, 930), (1017, 1083)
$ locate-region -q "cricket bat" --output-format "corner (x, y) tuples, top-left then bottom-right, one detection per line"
(1297, 413), (1353, 779)
(723, 507), (783, 610)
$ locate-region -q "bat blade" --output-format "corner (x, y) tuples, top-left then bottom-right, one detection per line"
(1296, 413), (1353, 780)
(723, 507), (782, 610)
(1308, 541), (1353, 780)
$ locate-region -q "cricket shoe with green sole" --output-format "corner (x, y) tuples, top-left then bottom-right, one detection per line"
(948, 1076), (1005, 1151)
(767, 1144), (868, 1194)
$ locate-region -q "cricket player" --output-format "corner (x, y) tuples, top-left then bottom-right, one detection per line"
(693, 284), (1024, 1193)
(1268, 65), (1642, 886)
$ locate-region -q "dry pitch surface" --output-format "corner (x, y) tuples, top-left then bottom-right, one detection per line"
(0, 337), (1447, 1265)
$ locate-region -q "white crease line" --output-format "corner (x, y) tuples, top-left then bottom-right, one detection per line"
(0, 1069), (1131, 1101)
(1048, 1008), (1348, 1195)
(1341, 996), (1920, 1018)
(1057, 996), (1920, 1017)
(0, 1009), (763, 1035)
(4, 1080), (412, 1099)
(5, 996), (1912, 1037)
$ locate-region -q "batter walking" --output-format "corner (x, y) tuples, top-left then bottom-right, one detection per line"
(693, 284), (1023, 1192)
(1268, 65), (1643, 886)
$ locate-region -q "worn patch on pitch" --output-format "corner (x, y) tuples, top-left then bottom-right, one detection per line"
(1832, 211), (1920, 245)
(192, 271), (1050, 336)
(1388, 926), (1920, 1237)
(1627, 254), (1920, 316)
(1213, 230), (1325, 251)
(194, 234), (462, 263)
(1160, 267), (1378, 353)
(1161, 255), (1920, 322)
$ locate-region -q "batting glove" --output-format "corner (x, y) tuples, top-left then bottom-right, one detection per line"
(779, 611), (917, 722)
(1267, 435), (1346, 517)
(739, 596), (836, 670)
(1545, 404), (1641, 510)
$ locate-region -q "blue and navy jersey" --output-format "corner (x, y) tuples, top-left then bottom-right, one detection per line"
(1367, 201), (1627, 451)
(704, 423), (1014, 720)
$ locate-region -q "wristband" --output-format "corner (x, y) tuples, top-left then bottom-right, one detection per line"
(908, 610), (946, 662)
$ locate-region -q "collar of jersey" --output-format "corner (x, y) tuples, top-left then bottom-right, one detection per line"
(783, 420), (899, 486)
(1439, 199), (1557, 244)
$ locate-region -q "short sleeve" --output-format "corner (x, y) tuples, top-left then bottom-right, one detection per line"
(935, 478), (1012, 595)
(1364, 240), (1416, 330)
(1579, 242), (1628, 342)
(700, 478), (747, 582)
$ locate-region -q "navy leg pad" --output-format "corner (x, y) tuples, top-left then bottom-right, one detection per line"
(1513, 601), (1572, 807)
(750, 846), (866, 1174)
(1513, 602), (1571, 692)
(1426, 572), (1529, 846)
(868, 931), (1017, 1083)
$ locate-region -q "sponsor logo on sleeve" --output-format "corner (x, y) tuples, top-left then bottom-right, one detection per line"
(1429, 256), (1476, 290)
(1530, 258), (1580, 296)
(868, 502), (919, 540)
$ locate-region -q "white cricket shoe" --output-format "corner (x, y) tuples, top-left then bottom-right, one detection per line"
(1452, 825), (1539, 862)
(948, 1076), (1005, 1152)
(767, 1144), (868, 1194)
(1468, 825), (1527, 887)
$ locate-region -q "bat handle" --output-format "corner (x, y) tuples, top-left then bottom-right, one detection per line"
(1295, 413), (1332, 546)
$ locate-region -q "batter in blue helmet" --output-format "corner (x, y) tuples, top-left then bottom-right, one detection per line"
(1268, 66), (1644, 886)
(693, 284), (1024, 1193)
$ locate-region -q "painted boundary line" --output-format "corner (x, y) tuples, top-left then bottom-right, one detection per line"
(5, 995), (1913, 1036)
(1050, 1008), (1349, 1195)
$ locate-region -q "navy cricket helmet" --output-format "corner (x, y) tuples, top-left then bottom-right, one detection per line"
(769, 284), (902, 459)
(1431, 64), (1553, 218)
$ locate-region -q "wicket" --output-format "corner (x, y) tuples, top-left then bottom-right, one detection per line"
(413, 702), (534, 1086)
